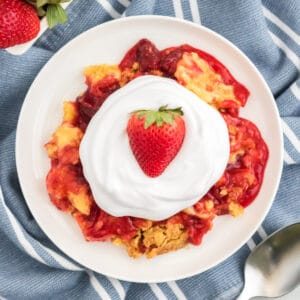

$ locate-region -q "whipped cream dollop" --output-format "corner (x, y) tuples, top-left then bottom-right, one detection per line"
(80, 75), (230, 221)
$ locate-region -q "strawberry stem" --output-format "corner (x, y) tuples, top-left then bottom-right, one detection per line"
(132, 105), (184, 129)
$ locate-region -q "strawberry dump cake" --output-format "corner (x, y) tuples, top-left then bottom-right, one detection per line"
(45, 39), (269, 258)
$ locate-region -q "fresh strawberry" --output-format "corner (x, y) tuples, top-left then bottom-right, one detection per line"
(127, 105), (185, 177)
(0, 0), (40, 48)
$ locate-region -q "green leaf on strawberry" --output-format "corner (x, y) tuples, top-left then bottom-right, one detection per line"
(36, 7), (46, 17)
(134, 105), (184, 129)
(36, 0), (70, 7)
(46, 3), (67, 28)
(25, 0), (70, 28)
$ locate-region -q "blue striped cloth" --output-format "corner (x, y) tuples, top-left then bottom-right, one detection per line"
(0, 1), (299, 299)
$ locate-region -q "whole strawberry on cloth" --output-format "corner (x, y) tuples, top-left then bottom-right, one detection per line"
(0, 0), (40, 48)
(127, 105), (185, 177)
(0, 0), (70, 49)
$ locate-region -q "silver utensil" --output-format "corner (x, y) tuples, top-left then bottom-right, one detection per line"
(237, 222), (300, 299)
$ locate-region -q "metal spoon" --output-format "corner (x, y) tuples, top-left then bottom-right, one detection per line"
(237, 222), (300, 300)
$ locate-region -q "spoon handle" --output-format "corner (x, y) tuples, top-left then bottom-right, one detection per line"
(236, 285), (256, 300)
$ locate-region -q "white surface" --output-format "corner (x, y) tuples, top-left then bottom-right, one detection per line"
(15, 16), (283, 283)
(80, 75), (230, 220)
(257, 286), (300, 300)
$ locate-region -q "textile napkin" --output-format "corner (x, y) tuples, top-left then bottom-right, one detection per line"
(0, 0), (299, 299)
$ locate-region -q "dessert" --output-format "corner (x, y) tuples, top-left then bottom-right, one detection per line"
(45, 39), (269, 258)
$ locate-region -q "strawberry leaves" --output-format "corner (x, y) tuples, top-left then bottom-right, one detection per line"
(134, 105), (184, 129)
(46, 3), (67, 28)
(25, 0), (70, 28)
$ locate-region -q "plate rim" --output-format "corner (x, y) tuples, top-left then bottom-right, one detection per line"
(15, 15), (284, 283)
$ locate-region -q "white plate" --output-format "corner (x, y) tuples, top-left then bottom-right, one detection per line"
(16, 16), (283, 283)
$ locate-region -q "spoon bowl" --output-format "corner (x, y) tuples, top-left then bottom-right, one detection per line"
(238, 222), (300, 299)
